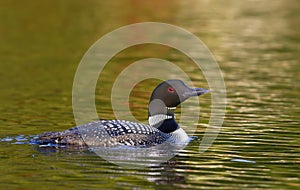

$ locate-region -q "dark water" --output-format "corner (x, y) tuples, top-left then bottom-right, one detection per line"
(0, 0), (299, 189)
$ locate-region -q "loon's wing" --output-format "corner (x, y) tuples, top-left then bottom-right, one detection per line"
(78, 120), (170, 147)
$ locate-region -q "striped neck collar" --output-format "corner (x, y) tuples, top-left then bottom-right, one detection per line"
(148, 106), (177, 130)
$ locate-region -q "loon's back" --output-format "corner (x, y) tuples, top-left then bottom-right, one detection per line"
(34, 120), (171, 147)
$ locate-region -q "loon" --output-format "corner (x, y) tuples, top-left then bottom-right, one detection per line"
(33, 80), (210, 147)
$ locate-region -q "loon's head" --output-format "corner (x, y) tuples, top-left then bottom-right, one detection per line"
(149, 80), (209, 108)
(148, 80), (210, 132)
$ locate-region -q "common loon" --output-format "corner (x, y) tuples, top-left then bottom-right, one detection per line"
(33, 80), (210, 147)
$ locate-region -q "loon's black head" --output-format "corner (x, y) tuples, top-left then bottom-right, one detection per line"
(149, 80), (209, 108)
(148, 80), (210, 133)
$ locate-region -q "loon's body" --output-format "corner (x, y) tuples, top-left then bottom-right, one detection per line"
(33, 80), (209, 147)
(36, 120), (188, 147)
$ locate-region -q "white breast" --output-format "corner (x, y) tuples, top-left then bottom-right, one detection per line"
(166, 128), (189, 144)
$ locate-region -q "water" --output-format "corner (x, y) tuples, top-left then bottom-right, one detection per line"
(0, 0), (299, 189)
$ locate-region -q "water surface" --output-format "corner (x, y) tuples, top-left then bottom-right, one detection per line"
(0, 0), (299, 189)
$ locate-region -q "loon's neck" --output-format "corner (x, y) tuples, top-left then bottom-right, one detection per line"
(148, 107), (179, 133)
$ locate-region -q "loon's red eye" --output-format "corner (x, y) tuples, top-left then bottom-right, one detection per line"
(168, 87), (175, 93)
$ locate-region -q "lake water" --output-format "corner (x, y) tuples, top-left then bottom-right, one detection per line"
(0, 0), (299, 189)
